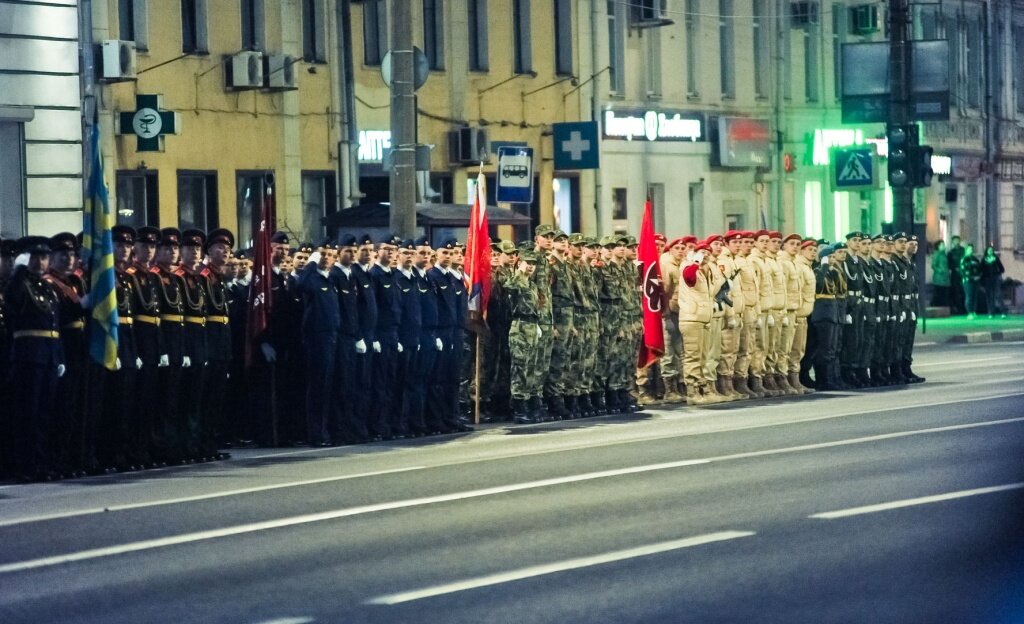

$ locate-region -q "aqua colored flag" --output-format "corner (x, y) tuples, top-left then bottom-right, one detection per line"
(83, 124), (119, 370)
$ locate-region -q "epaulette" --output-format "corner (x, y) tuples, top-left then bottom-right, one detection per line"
(173, 267), (187, 276)
(199, 267), (212, 277)
(126, 267), (137, 275)
(150, 265), (162, 274)
(73, 268), (85, 279)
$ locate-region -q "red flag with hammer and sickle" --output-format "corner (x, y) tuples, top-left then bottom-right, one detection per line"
(637, 199), (665, 368)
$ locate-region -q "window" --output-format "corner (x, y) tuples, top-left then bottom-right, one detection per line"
(685, 0), (699, 96)
(554, 0), (573, 75)
(645, 26), (662, 97)
(831, 3), (844, 101)
(119, 0), (148, 50)
(423, 0), (445, 70)
(943, 8), (961, 109)
(236, 172), (273, 249)
(1017, 26), (1024, 115)
(965, 9), (981, 108)
(513, 0), (532, 74)
(607, 0), (625, 94)
(240, 0), (264, 51)
(804, 11), (819, 102)
(178, 171), (218, 233)
(363, 0), (387, 66)
(115, 171), (159, 229)
(303, 0), (327, 63)
(468, 0), (489, 71)
(611, 187), (628, 221)
(1015, 186), (1024, 250)
(181, 0), (208, 54)
(302, 172), (337, 245)
(0, 123), (25, 238)
(719, 0), (734, 98)
(754, 0), (769, 98)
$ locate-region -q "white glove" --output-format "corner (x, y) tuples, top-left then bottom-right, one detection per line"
(727, 318), (738, 328)
(756, 317), (763, 329)
(845, 314), (853, 324)
(115, 357), (122, 371)
(80, 293), (92, 309)
(782, 316), (790, 327)
(693, 251), (705, 264)
(417, 344), (421, 352)
(686, 251), (696, 262)
(56, 364), (66, 378)
(821, 256), (830, 265)
(899, 311), (906, 322)
(536, 326), (543, 339)
(355, 339), (367, 354)
(397, 342), (404, 353)
(136, 357), (143, 369)
(14, 253), (29, 267)
(875, 316), (881, 323)
(911, 312), (917, 321)
(767, 314), (776, 328)
(435, 337), (444, 351)
(260, 342), (277, 362)
(372, 340), (381, 353)
(182, 356), (192, 368)
(159, 354), (170, 367)
(307, 251), (322, 265)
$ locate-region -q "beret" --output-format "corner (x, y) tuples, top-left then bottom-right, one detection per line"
(783, 233), (802, 243)
(270, 231), (290, 245)
(339, 234), (358, 247)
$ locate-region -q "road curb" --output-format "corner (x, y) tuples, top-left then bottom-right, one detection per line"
(944, 330), (1024, 344)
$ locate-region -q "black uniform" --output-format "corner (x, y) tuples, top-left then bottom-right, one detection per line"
(839, 253), (865, 386)
(412, 266), (440, 432)
(295, 260), (339, 445)
(811, 257), (844, 390)
(428, 265), (458, 429)
(351, 262), (378, 429)
(369, 263), (402, 437)
(329, 262), (365, 442)
(176, 264), (207, 458)
(396, 266), (423, 433)
(125, 263), (163, 465)
(44, 267), (89, 473)
(199, 265), (232, 454)
(154, 261), (188, 461)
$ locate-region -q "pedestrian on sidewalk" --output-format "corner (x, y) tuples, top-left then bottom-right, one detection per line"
(980, 245), (1006, 318)
(960, 243), (982, 319)
(929, 240), (950, 307)
(947, 236), (966, 314)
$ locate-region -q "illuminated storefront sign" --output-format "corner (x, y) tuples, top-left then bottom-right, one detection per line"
(603, 109), (704, 142)
(718, 117), (771, 167)
(811, 129), (865, 166)
(358, 130), (392, 162)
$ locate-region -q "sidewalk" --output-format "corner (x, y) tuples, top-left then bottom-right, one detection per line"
(916, 314), (1024, 345)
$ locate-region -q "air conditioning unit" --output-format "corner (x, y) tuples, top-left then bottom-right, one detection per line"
(850, 5), (879, 35)
(264, 54), (298, 90)
(100, 40), (137, 82)
(790, 2), (819, 27)
(447, 127), (490, 165)
(227, 51), (264, 90)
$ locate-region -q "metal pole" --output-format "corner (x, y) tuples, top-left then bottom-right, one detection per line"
(389, 0), (417, 238)
(336, 0), (361, 209)
(473, 334), (481, 425)
(773, 0), (785, 229)
(889, 0), (914, 236)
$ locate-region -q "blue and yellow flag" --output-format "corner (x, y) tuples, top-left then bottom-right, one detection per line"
(83, 124), (119, 370)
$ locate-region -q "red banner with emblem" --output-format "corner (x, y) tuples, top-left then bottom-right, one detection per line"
(245, 185), (275, 367)
(637, 199), (665, 368)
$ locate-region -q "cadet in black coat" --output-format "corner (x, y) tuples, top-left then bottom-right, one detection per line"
(395, 240), (424, 434)
(103, 225), (141, 471)
(176, 229), (208, 460)
(351, 234), (378, 433)
(295, 241), (340, 446)
(200, 228), (234, 457)
(153, 228), (189, 463)
(427, 238), (471, 433)
(811, 245), (844, 391)
(5, 237), (64, 480)
(126, 226), (164, 466)
(412, 237), (441, 433)
(369, 234), (403, 438)
(329, 234), (368, 443)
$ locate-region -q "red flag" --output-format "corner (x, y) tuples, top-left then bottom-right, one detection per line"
(637, 199), (665, 368)
(465, 170), (491, 319)
(245, 185), (275, 367)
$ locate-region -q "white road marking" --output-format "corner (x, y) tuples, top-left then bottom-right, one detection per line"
(913, 355), (1014, 368)
(365, 531), (757, 605)
(250, 618), (315, 624)
(0, 467), (428, 528)
(810, 483), (1024, 519)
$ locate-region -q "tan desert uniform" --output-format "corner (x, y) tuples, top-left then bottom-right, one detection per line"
(792, 251), (817, 393)
(716, 246), (745, 399)
(764, 253), (787, 385)
(778, 249), (801, 379)
(702, 254), (728, 400)
(734, 248), (762, 397)
(678, 257), (718, 405)
(659, 250), (684, 397)
(746, 247), (775, 395)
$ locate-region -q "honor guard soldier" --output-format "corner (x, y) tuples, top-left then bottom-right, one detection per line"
(126, 226), (165, 467)
(351, 234), (379, 436)
(428, 238), (472, 433)
(103, 225), (142, 471)
(5, 237), (64, 481)
(369, 234), (403, 439)
(811, 244), (845, 390)
(411, 236), (442, 433)
(153, 228), (189, 464)
(507, 249), (543, 423)
(177, 229), (209, 460)
(284, 242), (314, 444)
(900, 235), (925, 383)
(395, 239), (423, 435)
(328, 234), (369, 443)
(45, 232), (89, 476)
(201, 228), (235, 457)
(252, 231), (292, 446)
(295, 240), (340, 446)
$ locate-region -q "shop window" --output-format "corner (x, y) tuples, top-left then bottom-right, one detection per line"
(178, 171), (218, 233)
(116, 171), (159, 229)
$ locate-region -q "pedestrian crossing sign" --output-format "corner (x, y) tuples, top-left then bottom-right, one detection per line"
(831, 147), (877, 191)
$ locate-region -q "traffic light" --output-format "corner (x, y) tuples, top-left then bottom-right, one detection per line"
(886, 124), (913, 188)
(912, 144), (934, 187)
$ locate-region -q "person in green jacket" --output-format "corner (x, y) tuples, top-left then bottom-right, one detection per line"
(929, 240), (950, 306)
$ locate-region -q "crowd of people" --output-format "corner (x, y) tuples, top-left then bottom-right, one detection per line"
(929, 236), (1008, 318)
(0, 224), (927, 482)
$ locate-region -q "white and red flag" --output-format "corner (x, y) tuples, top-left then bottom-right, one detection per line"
(637, 198), (665, 368)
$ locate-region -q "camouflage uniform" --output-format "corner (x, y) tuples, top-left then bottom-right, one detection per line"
(506, 263), (541, 406)
(528, 246), (553, 399)
(546, 244), (577, 403)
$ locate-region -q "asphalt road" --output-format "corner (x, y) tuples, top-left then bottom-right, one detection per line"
(1, 341), (1022, 624)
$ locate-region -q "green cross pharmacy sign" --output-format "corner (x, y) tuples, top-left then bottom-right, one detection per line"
(118, 94), (181, 152)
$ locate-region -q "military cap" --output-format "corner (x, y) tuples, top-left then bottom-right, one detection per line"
(438, 237), (458, 250)
(159, 227), (182, 247)
(298, 242), (315, 254)
(800, 238), (817, 249)
(50, 232), (77, 252)
(0, 238), (17, 258)
(694, 241), (711, 253)
(665, 237), (686, 250)
(414, 235), (431, 247)
(520, 249), (540, 263)
(397, 238), (416, 251)
(535, 224), (555, 237)
(705, 234), (723, 244)
(654, 232), (667, 244)
(495, 240), (517, 254)
(723, 230), (742, 241)
(181, 229), (205, 247)
(235, 250), (248, 260)
(740, 231), (756, 239)
(845, 231), (866, 240)
(270, 231), (290, 245)
(816, 238), (831, 246)
(568, 233), (586, 245)
(207, 228), (235, 250)
(909, 234), (919, 242)
(883, 234), (895, 242)
(517, 240), (534, 252)
(783, 233), (802, 243)
(112, 225), (137, 245)
(833, 242), (847, 250)
(357, 233), (374, 246)
(338, 233), (358, 247)
(754, 229), (771, 239)
(626, 235), (638, 246)
(819, 245), (835, 259)
(17, 236), (52, 255)
(377, 232), (398, 245)
(551, 229), (568, 241)
(135, 226), (160, 245)
(614, 234), (630, 246)
(489, 240), (501, 252)
(768, 230), (782, 239)
(870, 233), (886, 242)
(599, 235), (617, 248)
(584, 236), (601, 248)
(893, 231), (909, 241)
(681, 235), (698, 245)
(318, 238), (337, 250)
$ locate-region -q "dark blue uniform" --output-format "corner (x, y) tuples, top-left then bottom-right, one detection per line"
(154, 262), (188, 462)
(351, 262), (377, 427)
(396, 268), (422, 433)
(295, 261), (339, 445)
(44, 268), (88, 473)
(329, 263), (366, 442)
(369, 264), (402, 437)
(412, 267), (440, 432)
(428, 266), (458, 429)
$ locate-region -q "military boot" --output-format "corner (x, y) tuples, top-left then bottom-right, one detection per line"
(591, 391), (607, 415)
(733, 375), (755, 399)
(903, 362), (925, 384)
(637, 386), (660, 406)
(529, 396), (548, 421)
(662, 379), (685, 404)
(619, 389), (640, 412)
(788, 371), (812, 394)
(799, 365), (816, 391)
(546, 396), (569, 420)
(714, 375), (736, 401)
(723, 375), (746, 400)
(685, 383), (701, 406)
(512, 399), (535, 424)
(775, 373), (799, 396)
(701, 383), (727, 404)
(605, 389), (622, 413)
(577, 393), (594, 417)
(855, 368), (872, 387)
(761, 373), (781, 397)
(565, 395), (581, 419)
(747, 375), (767, 399)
